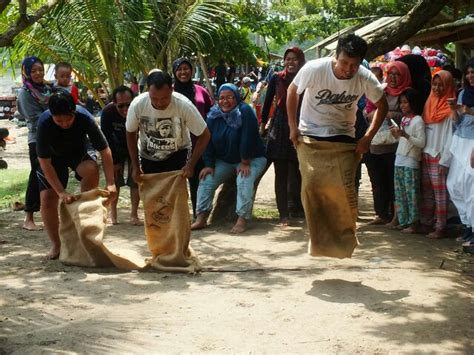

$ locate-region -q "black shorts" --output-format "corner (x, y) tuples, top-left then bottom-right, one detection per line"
(115, 157), (137, 188)
(140, 149), (189, 174)
(36, 152), (95, 192)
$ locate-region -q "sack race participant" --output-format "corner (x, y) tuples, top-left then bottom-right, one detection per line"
(126, 70), (210, 272)
(287, 34), (388, 258)
(140, 171), (201, 272)
(36, 91), (116, 260)
(59, 189), (143, 270)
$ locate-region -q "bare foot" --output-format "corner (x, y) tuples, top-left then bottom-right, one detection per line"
(45, 246), (60, 260)
(427, 229), (445, 239)
(130, 217), (143, 226)
(230, 218), (247, 234)
(22, 221), (43, 231)
(106, 218), (118, 225)
(401, 226), (416, 234)
(279, 217), (290, 228)
(191, 214), (208, 230)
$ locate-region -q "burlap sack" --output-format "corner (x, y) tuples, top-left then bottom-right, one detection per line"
(59, 189), (143, 270)
(139, 171), (202, 273)
(297, 137), (361, 259)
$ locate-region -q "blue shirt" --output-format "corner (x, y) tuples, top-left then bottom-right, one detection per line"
(203, 103), (265, 166)
(455, 90), (474, 139)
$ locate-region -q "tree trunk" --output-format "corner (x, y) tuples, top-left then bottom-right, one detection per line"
(0, 0), (62, 47)
(365, 0), (450, 60)
(197, 53), (215, 99)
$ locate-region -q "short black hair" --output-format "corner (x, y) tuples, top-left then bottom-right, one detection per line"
(48, 91), (76, 115)
(146, 71), (172, 90)
(399, 88), (423, 116)
(55, 62), (73, 72)
(112, 85), (134, 102)
(336, 34), (368, 62)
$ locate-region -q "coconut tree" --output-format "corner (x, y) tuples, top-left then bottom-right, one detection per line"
(1, 0), (225, 103)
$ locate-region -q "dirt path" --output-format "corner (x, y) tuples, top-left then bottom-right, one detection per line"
(1, 123), (473, 353)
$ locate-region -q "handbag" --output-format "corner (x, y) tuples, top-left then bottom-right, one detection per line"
(371, 120), (399, 145)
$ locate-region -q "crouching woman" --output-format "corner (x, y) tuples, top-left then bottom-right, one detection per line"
(191, 84), (267, 233)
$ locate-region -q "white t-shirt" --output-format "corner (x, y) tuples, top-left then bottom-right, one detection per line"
(293, 57), (384, 138)
(126, 91), (207, 161)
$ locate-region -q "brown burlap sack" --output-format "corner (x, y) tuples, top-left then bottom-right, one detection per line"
(297, 137), (361, 259)
(59, 189), (143, 270)
(139, 171), (202, 273)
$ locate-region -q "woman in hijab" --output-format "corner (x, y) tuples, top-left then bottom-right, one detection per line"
(16, 56), (52, 231)
(172, 57), (213, 219)
(260, 47), (306, 226)
(420, 70), (456, 239)
(446, 59), (474, 245)
(191, 84), (266, 233)
(366, 61), (412, 226)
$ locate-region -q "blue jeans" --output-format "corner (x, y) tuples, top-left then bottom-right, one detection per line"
(196, 157), (267, 219)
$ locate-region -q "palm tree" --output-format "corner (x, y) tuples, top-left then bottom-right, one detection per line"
(1, 0), (225, 104)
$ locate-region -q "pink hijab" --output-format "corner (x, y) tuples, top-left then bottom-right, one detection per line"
(385, 61), (412, 97)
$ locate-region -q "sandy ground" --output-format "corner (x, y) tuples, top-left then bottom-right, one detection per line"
(1, 121), (473, 354)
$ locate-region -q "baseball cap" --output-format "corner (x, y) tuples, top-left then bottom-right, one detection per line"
(242, 76), (253, 84)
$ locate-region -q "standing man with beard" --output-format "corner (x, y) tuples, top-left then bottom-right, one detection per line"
(286, 34), (388, 258)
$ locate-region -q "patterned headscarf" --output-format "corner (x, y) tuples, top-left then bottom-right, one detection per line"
(21, 56), (52, 105)
(172, 57), (195, 105)
(207, 83), (242, 129)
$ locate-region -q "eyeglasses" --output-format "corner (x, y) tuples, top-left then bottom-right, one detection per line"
(116, 102), (131, 109)
(218, 96), (235, 102)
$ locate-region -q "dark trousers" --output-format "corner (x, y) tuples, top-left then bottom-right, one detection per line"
(273, 159), (303, 219)
(25, 143), (40, 213)
(364, 152), (395, 220)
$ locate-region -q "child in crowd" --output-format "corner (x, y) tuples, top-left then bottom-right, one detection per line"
(390, 88), (426, 233)
(54, 62), (80, 104)
(363, 66), (385, 118)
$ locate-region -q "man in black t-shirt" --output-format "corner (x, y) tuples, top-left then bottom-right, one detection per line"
(36, 92), (116, 260)
(100, 86), (141, 226)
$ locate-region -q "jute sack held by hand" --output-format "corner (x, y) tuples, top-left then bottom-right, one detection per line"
(139, 171), (202, 273)
(59, 189), (143, 270)
(297, 137), (361, 258)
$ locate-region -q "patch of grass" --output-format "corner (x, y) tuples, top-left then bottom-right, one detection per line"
(253, 207), (279, 219)
(0, 169), (29, 208)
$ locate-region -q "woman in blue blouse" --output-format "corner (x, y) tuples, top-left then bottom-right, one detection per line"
(191, 84), (267, 233)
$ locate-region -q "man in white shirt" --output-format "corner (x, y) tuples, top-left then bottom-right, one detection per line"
(126, 71), (210, 181)
(286, 34), (388, 258)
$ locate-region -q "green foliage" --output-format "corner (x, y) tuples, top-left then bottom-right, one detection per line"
(0, 169), (29, 209)
(1, 0), (225, 97)
(271, 0), (415, 43)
